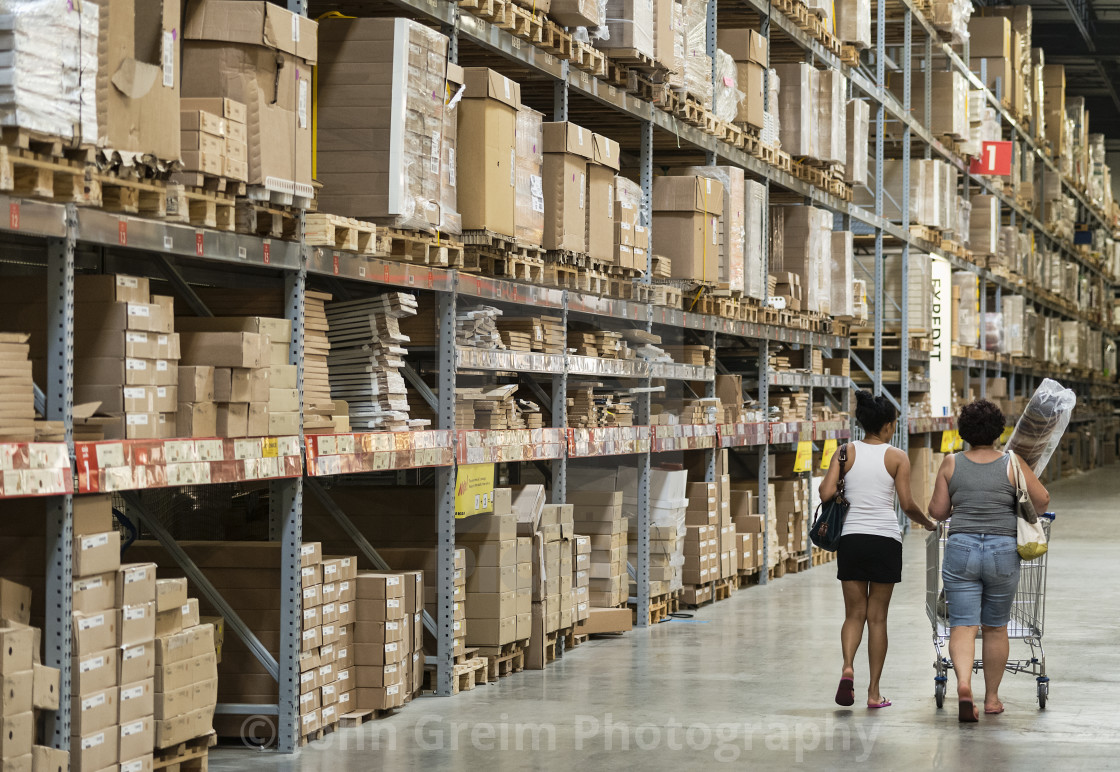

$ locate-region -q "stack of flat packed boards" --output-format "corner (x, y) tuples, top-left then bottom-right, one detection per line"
(0, 333), (35, 441)
(326, 293), (425, 431)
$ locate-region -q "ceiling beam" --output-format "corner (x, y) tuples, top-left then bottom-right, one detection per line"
(1062, 0), (1097, 51)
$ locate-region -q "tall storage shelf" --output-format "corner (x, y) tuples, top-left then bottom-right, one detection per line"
(0, 0), (1116, 759)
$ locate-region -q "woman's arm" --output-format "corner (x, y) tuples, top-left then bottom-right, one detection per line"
(928, 456), (954, 521)
(818, 444), (844, 501)
(888, 448), (936, 530)
(1013, 451), (1051, 512)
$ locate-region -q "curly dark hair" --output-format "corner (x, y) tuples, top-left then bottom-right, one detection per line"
(854, 390), (897, 435)
(957, 399), (1006, 447)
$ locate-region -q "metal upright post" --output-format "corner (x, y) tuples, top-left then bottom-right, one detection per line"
(979, 277), (988, 398)
(873, 0), (885, 398)
(554, 72), (569, 123)
(899, 11), (912, 454)
(704, 330), (717, 483)
(275, 222), (307, 753)
(43, 207), (76, 749)
(434, 281), (458, 693)
(633, 302), (653, 627)
(640, 121), (654, 281)
(551, 296), (568, 503)
(758, 341), (770, 585)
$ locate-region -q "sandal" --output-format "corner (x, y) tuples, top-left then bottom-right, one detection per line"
(958, 700), (979, 722)
(835, 678), (855, 707)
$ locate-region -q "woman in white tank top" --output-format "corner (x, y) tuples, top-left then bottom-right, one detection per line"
(818, 391), (936, 709)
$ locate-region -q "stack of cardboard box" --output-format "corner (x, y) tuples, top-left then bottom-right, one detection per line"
(458, 67), (521, 238)
(718, 30), (767, 131)
(653, 176), (724, 285)
(515, 107), (546, 247)
(730, 489), (764, 576)
(457, 506), (529, 649)
(772, 477), (809, 557)
(683, 482), (718, 601)
(713, 466), (737, 583)
(0, 333), (35, 441)
(614, 176), (648, 272)
(353, 573), (407, 712)
(677, 166), (745, 295)
(0, 580), (66, 771)
(571, 491), (627, 608)
(152, 578), (217, 752)
(179, 97), (248, 182)
(316, 18), (453, 231)
(176, 316), (295, 438)
(114, 564), (157, 772)
(69, 495), (122, 772)
(182, 0), (316, 195)
(572, 536), (591, 624)
(530, 510), (563, 647)
(65, 275), (180, 440)
(536, 499), (577, 631)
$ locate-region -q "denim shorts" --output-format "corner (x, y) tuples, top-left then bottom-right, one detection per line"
(942, 533), (1021, 628)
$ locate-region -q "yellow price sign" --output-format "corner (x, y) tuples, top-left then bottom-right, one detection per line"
(261, 437), (279, 458)
(793, 441), (813, 473)
(998, 426), (1014, 446)
(454, 463), (495, 518)
(820, 439), (838, 470)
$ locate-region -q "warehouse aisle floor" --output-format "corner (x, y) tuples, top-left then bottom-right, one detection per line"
(211, 467), (1120, 770)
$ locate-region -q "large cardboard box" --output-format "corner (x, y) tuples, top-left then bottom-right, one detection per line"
(967, 16), (1011, 60)
(315, 18), (450, 229)
(183, 0), (317, 193)
(652, 176), (724, 284)
(586, 133), (620, 263)
(94, 0), (180, 160)
(542, 122), (594, 252)
(458, 68), (521, 237)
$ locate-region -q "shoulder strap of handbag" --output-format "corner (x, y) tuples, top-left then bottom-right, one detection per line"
(836, 444), (849, 495)
(1007, 451), (1038, 524)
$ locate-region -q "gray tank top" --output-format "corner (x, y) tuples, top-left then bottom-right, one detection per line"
(947, 453), (1017, 537)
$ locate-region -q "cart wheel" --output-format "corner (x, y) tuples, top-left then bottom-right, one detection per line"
(935, 680), (946, 709)
(1037, 682), (1048, 709)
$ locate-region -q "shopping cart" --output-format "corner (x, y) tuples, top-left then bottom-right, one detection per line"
(925, 513), (1055, 709)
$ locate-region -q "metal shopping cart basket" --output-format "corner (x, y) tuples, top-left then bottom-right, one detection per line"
(925, 513), (1055, 709)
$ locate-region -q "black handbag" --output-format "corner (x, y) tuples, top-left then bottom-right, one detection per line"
(809, 444), (849, 551)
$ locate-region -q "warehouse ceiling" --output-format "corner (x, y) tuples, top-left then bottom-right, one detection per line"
(997, 0), (1120, 151)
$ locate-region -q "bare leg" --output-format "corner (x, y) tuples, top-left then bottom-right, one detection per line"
(840, 580), (869, 680)
(865, 582), (895, 705)
(981, 625), (1010, 713)
(949, 625), (980, 720)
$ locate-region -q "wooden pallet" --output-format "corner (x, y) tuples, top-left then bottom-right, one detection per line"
(0, 146), (96, 205)
(154, 732), (216, 771)
(96, 172), (170, 217)
(245, 184), (313, 210)
(560, 625), (589, 650)
(631, 592), (672, 625)
(306, 213), (378, 254)
(378, 228), (464, 267)
(165, 184), (236, 231)
(840, 44), (861, 65)
(474, 639), (527, 680)
(452, 656), (490, 694)
(235, 199), (300, 240)
(475, 251), (546, 283)
(909, 224), (941, 244)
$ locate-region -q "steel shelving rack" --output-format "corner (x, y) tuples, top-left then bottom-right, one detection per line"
(5, 0), (1118, 756)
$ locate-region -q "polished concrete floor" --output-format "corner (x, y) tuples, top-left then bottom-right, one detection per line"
(211, 467), (1120, 770)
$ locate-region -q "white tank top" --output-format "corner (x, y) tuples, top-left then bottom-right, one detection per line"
(840, 441), (902, 542)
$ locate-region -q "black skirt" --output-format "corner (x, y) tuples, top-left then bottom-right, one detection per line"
(836, 534), (903, 584)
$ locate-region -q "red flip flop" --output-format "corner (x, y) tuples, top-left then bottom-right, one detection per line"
(835, 678), (855, 707)
(868, 699), (892, 709)
(959, 700), (979, 722)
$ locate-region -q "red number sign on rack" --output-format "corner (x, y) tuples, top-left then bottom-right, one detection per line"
(969, 141), (1012, 176)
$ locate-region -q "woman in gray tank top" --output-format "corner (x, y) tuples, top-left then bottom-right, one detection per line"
(928, 400), (1050, 722)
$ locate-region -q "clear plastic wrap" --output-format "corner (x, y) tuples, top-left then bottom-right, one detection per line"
(666, 1), (686, 88)
(776, 206), (830, 314)
(713, 49), (745, 123)
(680, 165), (744, 293)
(817, 70), (847, 165)
(0, 0), (99, 142)
(681, 0), (711, 107)
(1002, 294), (1026, 356)
(763, 68), (781, 148)
(774, 63), (816, 157)
(952, 270), (979, 347)
(845, 98), (868, 185)
(830, 230), (854, 318)
(768, 204), (785, 274)
(982, 312), (1003, 352)
(317, 19), (450, 230)
(883, 252), (931, 331)
(1006, 378), (1077, 475)
(440, 70), (464, 235)
(744, 179), (766, 300)
(969, 194), (999, 255)
(597, 0), (655, 58)
(515, 107), (544, 247)
(553, 0), (605, 30)
(930, 0), (971, 45)
(835, 0), (871, 48)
